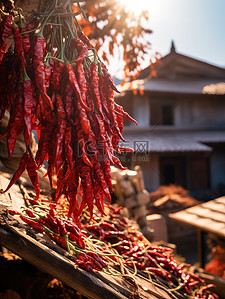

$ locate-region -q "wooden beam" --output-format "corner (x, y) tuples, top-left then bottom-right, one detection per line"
(0, 225), (128, 299)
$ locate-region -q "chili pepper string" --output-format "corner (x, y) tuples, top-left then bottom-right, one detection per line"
(0, 2), (139, 218)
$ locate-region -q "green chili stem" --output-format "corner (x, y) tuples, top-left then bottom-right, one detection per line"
(37, 9), (55, 38)
(23, 67), (31, 82)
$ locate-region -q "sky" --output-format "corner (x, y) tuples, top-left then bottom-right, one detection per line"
(109, 0), (225, 78)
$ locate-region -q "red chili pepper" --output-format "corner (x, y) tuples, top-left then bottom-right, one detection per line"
(23, 68), (37, 146)
(149, 245), (173, 253)
(72, 38), (88, 63)
(20, 23), (32, 54)
(64, 126), (75, 170)
(75, 62), (91, 134)
(77, 129), (92, 167)
(8, 209), (20, 215)
(89, 62), (104, 119)
(44, 59), (53, 91)
(3, 152), (29, 193)
(77, 236), (86, 249)
(20, 216), (44, 233)
(84, 224), (99, 231)
(114, 103), (138, 126)
(181, 283), (192, 295)
(55, 162), (68, 202)
(78, 163), (94, 217)
(65, 222), (80, 238)
(123, 245), (139, 257)
(101, 62), (120, 93)
(12, 23), (27, 66)
(100, 221), (118, 232)
(77, 252), (89, 262)
(26, 152), (40, 200)
(145, 253), (158, 268)
(68, 232), (78, 243)
(111, 155), (126, 170)
(51, 60), (64, 91)
(87, 251), (107, 268)
(116, 245), (130, 253)
(44, 214), (59, 233)
(100, 75), (117, 127)
(56, 217), (68, 237)
(25, 209), (36, 218)
(93, 161), (111, 202)
(66, 170), (79, 219)
(32, 34), (53, 110)
(65, 63), (91, 111)
(112, 206), (123, 215)
(35, 121), (55, 167)
(54, 92), (67, 174)
(177, 263), (191, 271)
(101, 159), (113, 192)
(0, 14), (13, 63)
(118, 218), (128, 228)
(77, 30), (94, 49)
(53, 235), (67, 249)
(86, 255), (103, 271)
(75, 259), (93, 272)
(4, 78), (24, 158)
(147, 250), (166, 259)
(64, 82), (75, 125)
(105, 230), (127, 239)
(93, 185), (106, 216)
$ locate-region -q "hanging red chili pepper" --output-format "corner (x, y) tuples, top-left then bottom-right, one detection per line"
(23, 67), (37, 146)
(1, 152), (29, 193)
(65, 63), (91, 111)
(12, 22), (27, 67)
(0, 12), (13, 63)
(26, 149), (40, 200)
(72, 38), (88, 63)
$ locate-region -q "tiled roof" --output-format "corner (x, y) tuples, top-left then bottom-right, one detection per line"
(119, 128), (225, 153)
(118, 78), (225, 95)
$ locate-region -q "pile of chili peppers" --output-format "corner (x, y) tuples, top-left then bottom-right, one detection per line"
(8, 204), (123, 273)
(81, 204), (219, 299)
(0, 0), (137, 218)
(9, 201), (219, 298)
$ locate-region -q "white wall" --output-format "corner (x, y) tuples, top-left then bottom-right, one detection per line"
(132, 95), (150, 127)
(175, 95), (225, 128)
(131, 153), (160, 191)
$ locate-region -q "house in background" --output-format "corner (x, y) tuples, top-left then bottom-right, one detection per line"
(116, 42), (225, 197)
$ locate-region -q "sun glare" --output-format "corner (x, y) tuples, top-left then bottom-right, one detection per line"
(121, 0), (146, 19)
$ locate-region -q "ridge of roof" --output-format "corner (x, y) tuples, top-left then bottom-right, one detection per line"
(138, 49), (225, 80)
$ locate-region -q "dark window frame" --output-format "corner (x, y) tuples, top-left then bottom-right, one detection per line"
(150, 97), (175, 126)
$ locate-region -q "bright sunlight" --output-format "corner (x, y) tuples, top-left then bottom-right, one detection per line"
(120, 0), (147, 19)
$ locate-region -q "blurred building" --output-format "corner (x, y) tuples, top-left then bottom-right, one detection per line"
(116, 42), (225, 195)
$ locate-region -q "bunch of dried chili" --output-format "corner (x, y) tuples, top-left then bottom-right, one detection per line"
(0, 3), (136, 220)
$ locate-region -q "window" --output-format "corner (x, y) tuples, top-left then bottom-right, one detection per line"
(162, 105), (173, 125)
(150, 101), (174, 126)
(160, 157), (186, 187)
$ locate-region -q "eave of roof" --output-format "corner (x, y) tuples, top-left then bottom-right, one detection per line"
(120, 128), (225, 153)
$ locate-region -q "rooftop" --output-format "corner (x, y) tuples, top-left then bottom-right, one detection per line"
(120, 128), (225, 153)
